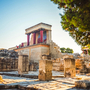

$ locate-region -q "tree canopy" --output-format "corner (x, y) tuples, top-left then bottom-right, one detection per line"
(60, 47), (73, 53)
(51, 0), (90, 46)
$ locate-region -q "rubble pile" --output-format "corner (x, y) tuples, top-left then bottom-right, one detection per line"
(75, 55), (90, 74)
(75, 59), (87, 74)
(0, 49), (18, 59)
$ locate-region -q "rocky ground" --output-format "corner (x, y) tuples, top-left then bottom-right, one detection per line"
(0, 71), (90, 90)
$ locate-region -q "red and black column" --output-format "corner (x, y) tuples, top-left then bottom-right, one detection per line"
(27, 33), (30, 46)
(33, 32), (36, 44)
(40, 30), (43, 43)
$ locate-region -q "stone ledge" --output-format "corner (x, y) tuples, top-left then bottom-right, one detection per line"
(0, 73), (38, 79)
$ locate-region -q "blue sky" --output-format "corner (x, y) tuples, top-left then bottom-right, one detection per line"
(0, 0), (82, 53)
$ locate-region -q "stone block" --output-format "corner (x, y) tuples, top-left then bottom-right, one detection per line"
(52, 67), (60, 71)
(42, 55), (47, 60)
(53, 63), (60, 67)
(87, 68), (90, 73)
(38, 60), (52, 81)
(56, 58), (61, 62)
(64, 58), (76, 77)
(18, 55), (29, 75)
(75, 80), (90, 89)
(76, 70), (80, 74)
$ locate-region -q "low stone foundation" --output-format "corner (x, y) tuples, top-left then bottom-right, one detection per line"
(0, 58), (18, 71)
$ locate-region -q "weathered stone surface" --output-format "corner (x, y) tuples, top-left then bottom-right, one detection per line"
(0, 58), (18, 71)
(18, 55), (29, 75)
(75, 80), (90, 89)
(29, 62), (38, 71)
(0, 49), (18, 59)
(38, 60), (52, 81)
(64, 58), (76, 77)
(52, 58), (64, 71)
(30, 45), (49, 63)
(49, 40), (63, 59)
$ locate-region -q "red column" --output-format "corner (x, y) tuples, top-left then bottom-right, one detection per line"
(21, 43), (23, 47)
(33, 33), (36, 44)
(16, 46), (19, 48)
(27, 34), (30, 46)
(40, 30), (43, 43)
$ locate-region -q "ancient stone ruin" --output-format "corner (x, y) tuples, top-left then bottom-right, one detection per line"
(18, 55), (29, 75)
(1, 23), (90, 89)
(64, 58), (76, 77)
(38, 59), (52, 81)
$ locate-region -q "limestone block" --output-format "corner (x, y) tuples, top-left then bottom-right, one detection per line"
(63, 55), (73, 59)
(53, 63), (60, 67)
(87, 68), (90, 73)
(38, 60), (52, 81)
(18, 55), (29, 75)
(76, 70), (80, 74)
(60, 64), (64, 71)
(56, 58), (61, 62)
(64, 58), (76, 77)
(52, 60), (56, 63)
(52, 67), (60, 71)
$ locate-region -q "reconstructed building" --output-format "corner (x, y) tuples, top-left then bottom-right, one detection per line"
(13, 23), (62, 63)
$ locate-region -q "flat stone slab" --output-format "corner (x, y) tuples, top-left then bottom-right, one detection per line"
(0, 70), (64, 79)
(75, 80), (90, 89)
(0, 75), (76, 90)
(1, 71), (90, 89)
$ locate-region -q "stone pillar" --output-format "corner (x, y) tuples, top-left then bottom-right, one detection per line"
(46, 30), (51, 44)
(33, 32), (36, 44)
(48, 30), (51, 41)
(38, 60), (52, 81)
(18, 55), (29, 75)
(64, 58), (76, 77)
(40, 30), (43, 43)
(27, 34), (30, 46)
(36, 33), (38, 44)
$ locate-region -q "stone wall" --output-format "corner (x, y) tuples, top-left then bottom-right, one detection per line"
(0, 58), (18, 71)
(30, 46), (49, 63)
(15, 44), (50, 63)
(52, 58), (64, 71)
(49, 40), (63, 59)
